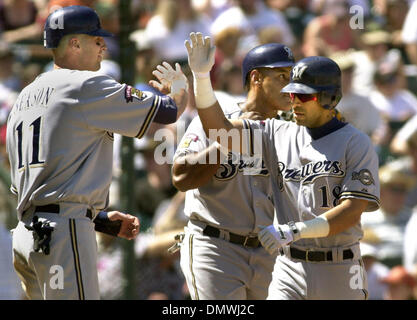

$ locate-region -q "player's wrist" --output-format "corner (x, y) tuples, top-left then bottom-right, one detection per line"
(294, 216), (330, 239)
(192, 71), (210, 79)
(193, 74), (217, 109)
(287, 221), (301, 242)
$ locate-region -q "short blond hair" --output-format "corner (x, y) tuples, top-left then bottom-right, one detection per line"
(52, 34), (74, 59)
(52, 34), (91, 59)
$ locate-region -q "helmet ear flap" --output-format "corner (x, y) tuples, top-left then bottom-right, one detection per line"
(318, 88), (342, 110)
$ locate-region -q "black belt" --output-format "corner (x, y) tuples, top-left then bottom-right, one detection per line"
(289, 247), (354, 262)
(27, 204), (93, 220)
(203, 225), (261, 248)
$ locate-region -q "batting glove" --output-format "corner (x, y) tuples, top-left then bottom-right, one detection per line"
(258, 223), (300, 255)
(185, 32), (216, 77)
(152, 61), (189, 95)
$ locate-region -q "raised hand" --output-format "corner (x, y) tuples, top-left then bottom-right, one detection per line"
(185, 32), (216, 76)
(149, 61), (188, 95)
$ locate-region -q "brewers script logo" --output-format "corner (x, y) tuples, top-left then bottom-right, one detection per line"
(214, 153), (269, 180)
(278, 160), (345, 184)
(292, 64), (308, 80)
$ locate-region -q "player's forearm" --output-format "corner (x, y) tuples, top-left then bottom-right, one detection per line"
(172, 145), (223, 191)
(193, 74), (233, 133)
(295, 198), (367, 239)
(193, 74), (245, 153)
(2, 23), (41, 43)
(187, 32), (245, 152)
(169, 87), (188, 120)
(323, 198), (368, 236)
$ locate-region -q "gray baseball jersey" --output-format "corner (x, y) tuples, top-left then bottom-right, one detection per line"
(244, 118), (380, 248)
(175, 106), (276, 235)
(7, 68), (166, 299)
(175, 103), (277, 299)
(242, 118), (380, 299)
(7, 68), (161, 221)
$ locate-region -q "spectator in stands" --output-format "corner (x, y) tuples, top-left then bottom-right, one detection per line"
(331, 49), (382, 137)
(390, 113), (417, 209)
(370, 60), (417, 163)
(144, 0), (211, 63)
(402, 0), (417, 66)
(302, 0), (360, 56)
(384, 0), (409, 46)
(0, 0), (41, 44)
(0, 44), (18, 165)
(360, 242), (390, 300)
(211, 0), (295, 49)
(404, 206), (417, 276)
(381, 265), (417, 300)
(213, 60), (245, 101)
(209, 23), (245, 89)
(134, 191), (189, 300)
(350, 30), (402, 96)
(361, 159), (416, 267)
(265, 0), (315, 43)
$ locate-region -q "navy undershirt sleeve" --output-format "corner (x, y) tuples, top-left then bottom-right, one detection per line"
(153, 96), (178, 124)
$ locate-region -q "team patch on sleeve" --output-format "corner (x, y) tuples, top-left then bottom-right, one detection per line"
(352, 169), (375, 186)
(180, 134), (199, 149)
(125, 86), (147, 103)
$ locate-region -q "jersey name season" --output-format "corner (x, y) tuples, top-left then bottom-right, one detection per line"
(12, 87), (55, 113)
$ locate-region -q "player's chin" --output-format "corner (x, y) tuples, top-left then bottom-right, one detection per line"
(293, 113), (306, 124)
(92, 62), (101, 72)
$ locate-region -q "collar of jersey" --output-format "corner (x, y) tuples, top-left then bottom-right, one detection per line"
(307, 117), (347, 140)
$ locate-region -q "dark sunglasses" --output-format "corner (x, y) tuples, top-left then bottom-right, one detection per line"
(289, 92), (318, 103)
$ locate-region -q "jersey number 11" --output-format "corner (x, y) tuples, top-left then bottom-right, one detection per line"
(16, 116), (45, 170)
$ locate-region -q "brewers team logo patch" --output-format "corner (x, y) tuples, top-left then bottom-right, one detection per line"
(352, 169), (375, 186)
(284, 46), (293, 60)
(125, 86), (147, 103)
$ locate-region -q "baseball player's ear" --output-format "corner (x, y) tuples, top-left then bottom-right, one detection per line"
(250, 70), (262, 87)
(68, 37), (80, 49)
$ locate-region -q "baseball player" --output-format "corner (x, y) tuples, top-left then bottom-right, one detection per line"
(185, 32), (380, 299)
(7, 6), (188, 300)
(172, 43), (294, 300)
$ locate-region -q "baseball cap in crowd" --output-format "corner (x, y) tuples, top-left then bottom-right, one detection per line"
(379, 159), (417, 191)
(360, 242), (379, 259)
(361, 30), (391, 46)
(329, 49), (355, 71)
(129, 29), (153, 52)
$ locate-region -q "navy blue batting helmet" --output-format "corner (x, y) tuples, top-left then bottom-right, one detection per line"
(44, 6), (113, 49)
(281, 56), (342, 109)
(242, 43), (295, 89)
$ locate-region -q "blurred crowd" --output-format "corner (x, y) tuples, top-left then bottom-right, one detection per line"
(1, 0), (417, 300)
